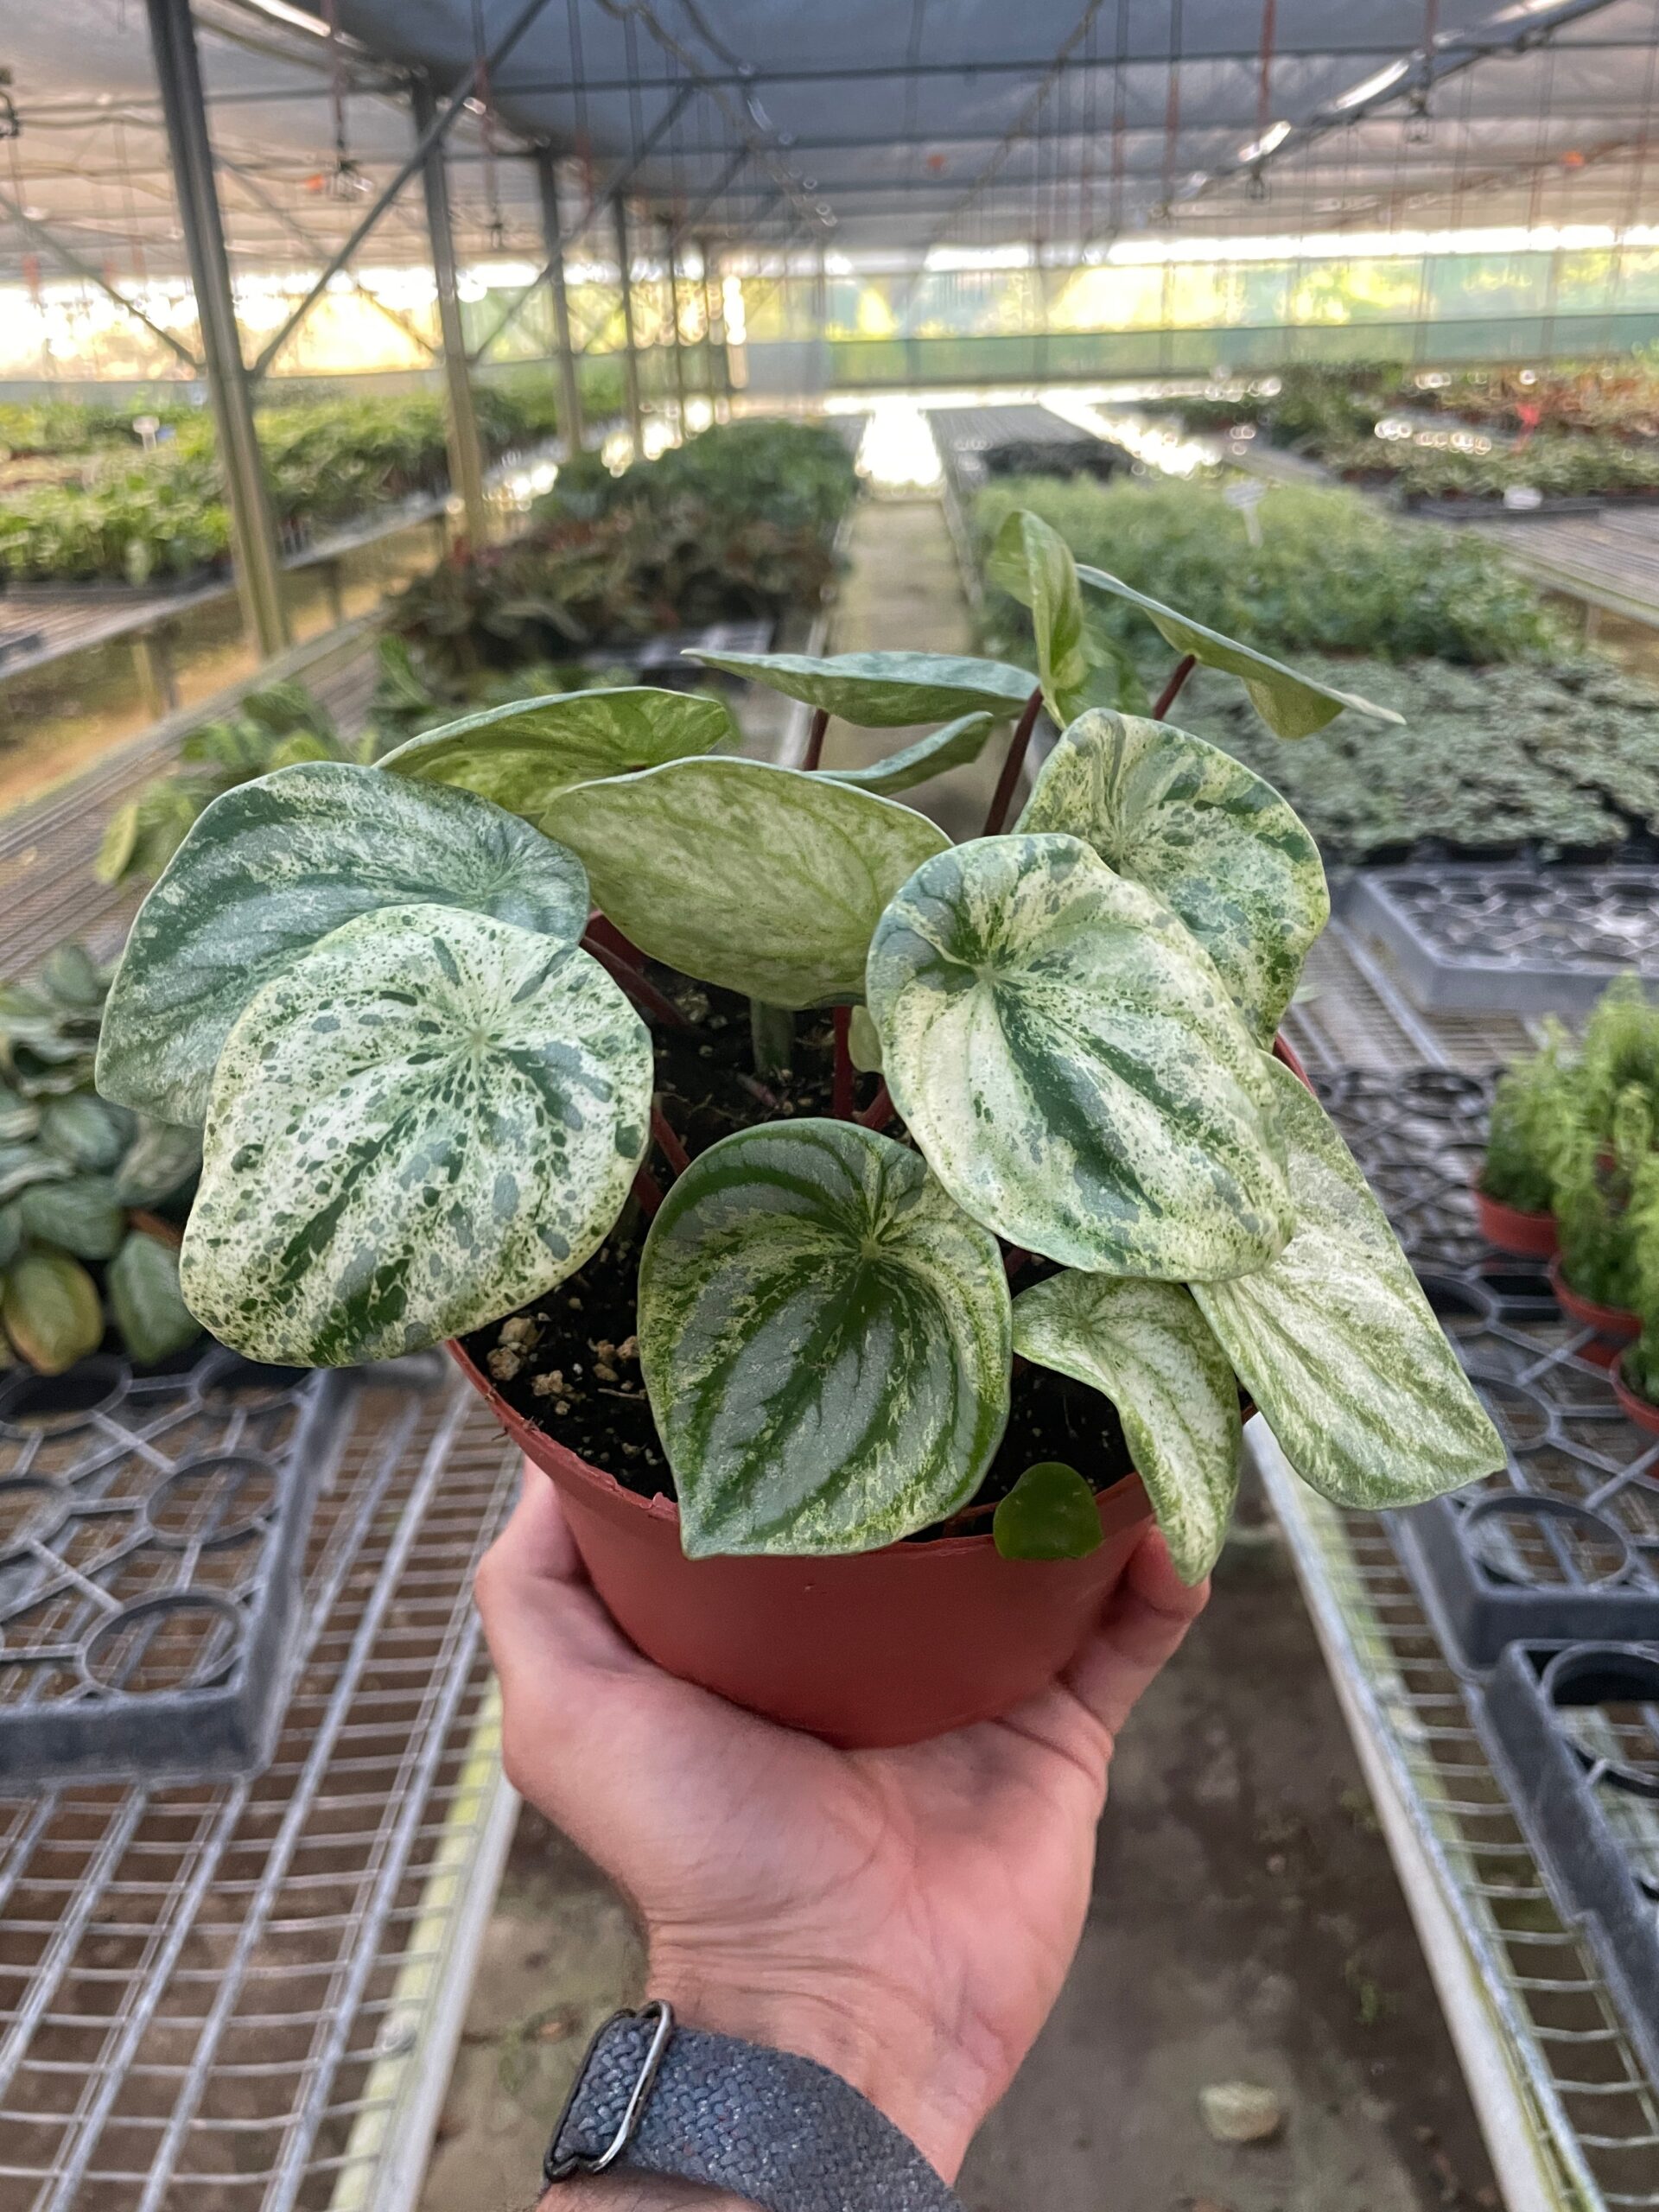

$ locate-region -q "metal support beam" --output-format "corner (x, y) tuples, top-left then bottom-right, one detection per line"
(613, 196), (645, 459)
(696, 235), (724, 407)
(535, 150), (584, 454)
(144, 0), (287, 659)
(0, 181), (200, 372)
(413, 79), (488, 549)
(664, 223), (690, 429)
(248, 0), (553, 381)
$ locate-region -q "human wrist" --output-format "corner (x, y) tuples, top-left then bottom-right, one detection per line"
(644, 1947), (983, 2182)
(550, 2182), (747, 2209)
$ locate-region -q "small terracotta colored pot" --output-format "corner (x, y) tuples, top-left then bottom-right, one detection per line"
(1548, 1255), (1640, 1368)
(1612, 1351), (1659, 1438)
(454, 1340), (1157, 1746)
(1472, 1184), (1558, 1260)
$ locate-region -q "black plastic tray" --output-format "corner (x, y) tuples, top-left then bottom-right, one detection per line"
(1482, 1641), (1659, 2088)
(1320, 1069), (1659, 1665)
(0, 1345), (354, 1784)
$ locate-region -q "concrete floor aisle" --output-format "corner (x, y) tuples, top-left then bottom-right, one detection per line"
(416, 495), (1500, 2212)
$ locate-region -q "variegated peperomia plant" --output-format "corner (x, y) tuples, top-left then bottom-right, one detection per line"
(97, 506), (1502, 1580)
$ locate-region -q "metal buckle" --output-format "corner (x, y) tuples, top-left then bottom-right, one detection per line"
(543, 1999), (677, 2183)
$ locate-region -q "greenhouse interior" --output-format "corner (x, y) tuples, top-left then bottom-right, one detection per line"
(11, 3), (1659, 2209)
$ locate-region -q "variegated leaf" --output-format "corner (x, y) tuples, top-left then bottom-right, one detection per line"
(866, 834), (1293, 1278)
(1077, 563), (1403, 739)
(545, 758), (948, 1007)
(1012, 1272), (1242, 1583)
(687, 648), (1035, 727)
(181, 905), (651, 1368)
(1017, 709), (1328, 1044)
(376, 687), (731, 826)
(99, 763), (589, 1129)
(638, 1118), (1011, 1557)
(1192, 1056), (1504, 1507)
(819, 711), (995, 795)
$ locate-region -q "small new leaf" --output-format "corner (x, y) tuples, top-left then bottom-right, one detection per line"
(819, 711), (995, 795)
(1192, 1056), (1504, 1507)
(638, 1119), (1011, 1556)
(993, 1462), (1103, 1560)
(1012, 1273), (1241, 1582)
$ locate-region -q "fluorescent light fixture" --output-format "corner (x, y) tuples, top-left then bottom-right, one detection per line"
(226, 0), (330, 38)
(1236, 119), (1293, 164)
(1330, 59), (1410, 111)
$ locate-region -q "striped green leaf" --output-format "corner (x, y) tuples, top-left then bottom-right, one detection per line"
(1013, 1273), (1242, 1583)
(866, 833), (1293, 1279)
(545, 758), (948, 1008)
(99, 763), (589, 1130)
(819, 711), (995, 795)
(1193, 1056), (1504, 1507)
(1017, 709), (1328, 1044)
(108, 1231), (200, 1368)
(638, 1119), (1011, 1557)
(1077, 563), (1403, 739)
(2, 1249), (103, 1376)
(181, 905), (651, 1368)
(377, 687), (732, 827)
(687, 648), (1036, 727)
(18, 1174), (124, 1262)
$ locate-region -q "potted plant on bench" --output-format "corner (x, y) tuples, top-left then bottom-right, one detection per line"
(96, 508), (1502, 1747)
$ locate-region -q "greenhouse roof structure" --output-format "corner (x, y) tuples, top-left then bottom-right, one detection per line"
(8, 0), (1659, 283)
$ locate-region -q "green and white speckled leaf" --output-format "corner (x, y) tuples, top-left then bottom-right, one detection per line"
(1017, 709), (1328, 1044)
(638, 1118), (1011, 1557)
(687, 648), (1036, 727)
(866, 834), (1293, 1278)
(99, 763), (589, 1129)
(546, 758), (948, 1007)
(1077, 563), (1403, 740)
(1193, 1056), (1504, 1508)
(1013, 1272), (1242, 1583)
(819, 711), (995, 795)
(376, 687), (731, 826)
(181, 905), (651, 1368)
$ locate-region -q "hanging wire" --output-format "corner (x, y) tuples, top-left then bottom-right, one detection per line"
(470, 0), (507, 250)
(1160, 0), (1183, 224)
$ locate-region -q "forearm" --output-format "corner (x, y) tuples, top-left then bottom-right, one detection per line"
(546, 2183), (749, 2209)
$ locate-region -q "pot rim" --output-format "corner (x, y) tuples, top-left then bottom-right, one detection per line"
(1471, 1179), (1554, 1225)
(448, 1339), (1154, 1561)
(1611, 1348), (1659, 1429)
(1548, 1253), (1640, 1335)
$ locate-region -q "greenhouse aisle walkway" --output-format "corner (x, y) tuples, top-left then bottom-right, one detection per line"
(413, 493), (1500, 2212)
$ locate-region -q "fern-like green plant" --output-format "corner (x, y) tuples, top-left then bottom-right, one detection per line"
(1480, 1020), (1575, 1214)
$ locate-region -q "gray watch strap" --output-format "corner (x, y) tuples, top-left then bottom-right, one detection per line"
(544, 2001), (964, 2209)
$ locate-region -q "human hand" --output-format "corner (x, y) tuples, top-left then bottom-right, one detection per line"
(474, 1464), (1207, 2188)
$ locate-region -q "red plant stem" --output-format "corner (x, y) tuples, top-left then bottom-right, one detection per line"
(585, 912), (647, 965)
(1152, 652), (1197, 721)
(1001, 1245), (1030, 1281)
(855, 1081), (893, 1131)
(632, 1162), (666, 1218)
(982, 685), (1045, 836)
(651, 1101), (691, 1179)
(831, 1006), (855, 1119)
(582, 935), (692, 1030)
(802, 706), (830, 772)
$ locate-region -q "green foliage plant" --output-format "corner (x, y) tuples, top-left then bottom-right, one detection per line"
(0, 942), (199, 1376)
(98, 505), (1501, 1581)
(1480, 1021), (1576, 1216)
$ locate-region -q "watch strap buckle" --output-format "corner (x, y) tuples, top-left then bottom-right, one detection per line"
(544, 1999), (677, 2183)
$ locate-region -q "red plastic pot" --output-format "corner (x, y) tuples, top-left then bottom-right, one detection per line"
(1612, 1350), (1659, 1438)
(457, 1338), (1157, 1747)
(1472, 1184), (1558, 1260)
(1548, 1255), (1640, 1368)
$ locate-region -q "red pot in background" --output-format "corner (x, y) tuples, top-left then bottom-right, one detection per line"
(1548, 1255), (1640, 1368)
(1472, 1185), (1558, 1260)
(457, 1340), (1157, 1749)
(1612, 1351), (1659, 1439)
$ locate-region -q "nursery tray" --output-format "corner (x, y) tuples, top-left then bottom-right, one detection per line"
(0, 1344), (355, 1784)
(1481, 1641), (1659, 2091)
(1322, 1068), (1659, 1667)
(1341, 866), (1659, 1016)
